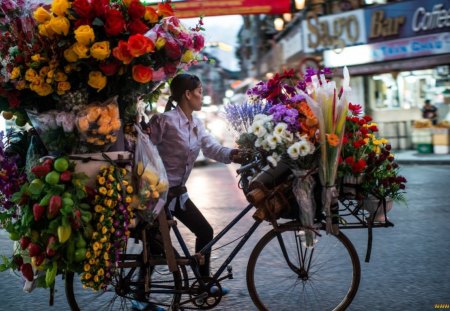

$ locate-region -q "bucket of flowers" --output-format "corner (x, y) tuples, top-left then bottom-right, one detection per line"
(338, 103), (407, 221)
(359, 139), (407, 222)
(338, 103), (378, 198)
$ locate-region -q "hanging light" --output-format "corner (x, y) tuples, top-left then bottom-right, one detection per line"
(295, 0), (306, 10)
(274, 17), (284, 31)
(283, 13), (292, 22)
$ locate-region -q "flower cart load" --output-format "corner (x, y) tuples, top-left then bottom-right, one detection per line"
(225, 67), (407, 247)
(0, 0), (206, 305)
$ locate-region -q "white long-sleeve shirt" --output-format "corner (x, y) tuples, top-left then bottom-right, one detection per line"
(149, 105), (232, 188)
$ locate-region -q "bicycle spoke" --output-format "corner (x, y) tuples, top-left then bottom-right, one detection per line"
(247, 223), (360, 311)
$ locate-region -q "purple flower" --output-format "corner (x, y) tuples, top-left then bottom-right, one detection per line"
(268, 105), (299, 131)
(0, 131), (26, 213)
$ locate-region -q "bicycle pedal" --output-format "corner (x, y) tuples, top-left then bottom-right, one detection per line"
(227, 265), (233, 279)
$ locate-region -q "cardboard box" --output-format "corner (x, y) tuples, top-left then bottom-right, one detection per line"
(432, 134), (450, 146)
(412, 129), (433, 144)
(434, 145), (450, 154)
(431, 128), (450, 135)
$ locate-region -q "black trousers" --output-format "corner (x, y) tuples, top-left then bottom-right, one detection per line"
(172, 198), (213, 277)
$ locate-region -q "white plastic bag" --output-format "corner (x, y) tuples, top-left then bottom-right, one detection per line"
(133, 125), (169, 221)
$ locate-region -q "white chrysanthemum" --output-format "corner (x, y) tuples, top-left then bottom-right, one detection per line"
(249, 120), (267, 138)
(297, 140), (314, 156)
(274, 122), (287, 137)
(266, 134), (279, 150)
(287, 142), (301, 160)
(267, 152), (281, 167)
(282, 130), (294, 143)
(254, 113), (273, 124)
(253, 114), (267, 122)
(260, 139), (271, 151)
(254, 137), (264, 148)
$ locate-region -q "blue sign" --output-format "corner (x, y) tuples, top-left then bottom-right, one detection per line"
(365, 0), (450, 43)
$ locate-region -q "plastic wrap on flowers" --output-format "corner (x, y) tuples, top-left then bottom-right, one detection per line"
(75, 97), (121, 153)
(291, 169), (317, 247)
(132, 125), (168, 223)
(26, 109), (78, 154)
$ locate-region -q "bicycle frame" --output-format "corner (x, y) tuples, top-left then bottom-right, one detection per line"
(165, 203), (262, 286)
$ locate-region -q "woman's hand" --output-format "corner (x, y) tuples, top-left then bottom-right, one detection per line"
(229, 149), (251, 164)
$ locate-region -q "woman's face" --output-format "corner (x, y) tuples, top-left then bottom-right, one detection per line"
(186, 84), (203, 112)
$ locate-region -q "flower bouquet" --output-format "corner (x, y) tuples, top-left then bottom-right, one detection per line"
(338, 103), (378, 196)
(225, 69), (322, 246)
(0, 0), (205, 152)
(294, 68), (349, 234)
(337, 102), (407, 221)
(359, 138), (407, 221)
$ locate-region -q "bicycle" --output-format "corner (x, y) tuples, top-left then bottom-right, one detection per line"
(64, 156), (392, 311)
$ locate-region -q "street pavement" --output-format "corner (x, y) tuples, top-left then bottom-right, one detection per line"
(0, 161), (449, 310)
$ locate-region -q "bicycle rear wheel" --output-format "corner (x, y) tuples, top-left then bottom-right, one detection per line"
(247, 222), (360, 311)
(65, 240), (187, 310)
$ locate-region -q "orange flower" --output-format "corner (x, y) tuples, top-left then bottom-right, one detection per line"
(112, 41), (133, 65)
(326, 133), (340, 147)
(157, 3), (174, 17)
(144, 6), (158, 23)
(127, 34), (154, 57)
(132, 65), (153, 83)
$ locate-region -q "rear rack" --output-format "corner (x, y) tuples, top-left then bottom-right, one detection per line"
(338, 196), (394, 263)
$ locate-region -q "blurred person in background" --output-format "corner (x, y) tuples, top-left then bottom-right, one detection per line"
(421, 99), (438, 125)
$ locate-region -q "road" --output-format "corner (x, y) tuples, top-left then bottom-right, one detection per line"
(0, 163), (449, 310)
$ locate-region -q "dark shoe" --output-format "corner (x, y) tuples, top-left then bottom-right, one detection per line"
(209, 285), (230, 296)
(131, 300), (165, 311)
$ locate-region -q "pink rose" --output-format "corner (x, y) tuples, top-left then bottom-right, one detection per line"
(193, 33), (205, 52)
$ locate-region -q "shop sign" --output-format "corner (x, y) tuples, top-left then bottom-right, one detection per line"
(365, 0), (450, 43)
(302, 9), (366, 53)
(324, 32), (450, 67)
(163, 0), (291, 18)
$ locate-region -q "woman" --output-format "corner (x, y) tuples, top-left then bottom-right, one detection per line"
(133, 74), (239, 310)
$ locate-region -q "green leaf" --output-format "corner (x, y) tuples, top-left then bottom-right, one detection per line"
(92, 17), (104, 27)
(0, 255), (12, 272)
(21, 206), (34, 228)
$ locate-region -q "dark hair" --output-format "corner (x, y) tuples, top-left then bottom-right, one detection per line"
(425, 99), (431, 105)
(164, 74), (201, 112)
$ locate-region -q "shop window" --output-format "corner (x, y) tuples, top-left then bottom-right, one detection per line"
(372, 73), (399, 109)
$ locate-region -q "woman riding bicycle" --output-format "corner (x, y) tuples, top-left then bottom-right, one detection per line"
(133, 73), (242, 310)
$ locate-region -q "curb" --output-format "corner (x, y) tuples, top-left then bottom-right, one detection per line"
(396, 159), (450, 165)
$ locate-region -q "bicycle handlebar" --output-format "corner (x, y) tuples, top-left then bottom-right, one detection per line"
(236, 159), (262, 175)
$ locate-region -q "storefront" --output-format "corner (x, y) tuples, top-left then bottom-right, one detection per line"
(323, 0), (450, 149)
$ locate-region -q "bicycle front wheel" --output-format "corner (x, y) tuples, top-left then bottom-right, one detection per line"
(247, 222), (360, 311)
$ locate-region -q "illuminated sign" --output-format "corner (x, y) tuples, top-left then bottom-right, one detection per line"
(365, 0), (450, 42)
(324, 32), (450, 67)
(302, 9), (366, 53)
(162, 0), (292, 18)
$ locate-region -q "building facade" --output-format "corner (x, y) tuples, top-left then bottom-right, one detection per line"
(236, 0), (450, 149)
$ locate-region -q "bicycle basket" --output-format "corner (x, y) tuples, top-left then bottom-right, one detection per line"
(246, 162), (323, 222)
